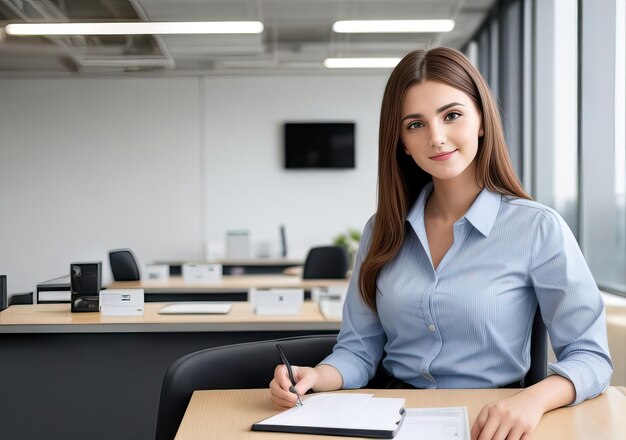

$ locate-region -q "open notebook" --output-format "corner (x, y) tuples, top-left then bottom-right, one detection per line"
(158, 303), (233, 315)
(252, 393), (405, 438)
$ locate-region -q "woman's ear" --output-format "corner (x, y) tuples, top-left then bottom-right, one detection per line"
(404, 148), (411, 155)
(479, 127), (484, 137)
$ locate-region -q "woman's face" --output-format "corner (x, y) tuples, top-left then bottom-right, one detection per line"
(399, 80), (483, 181)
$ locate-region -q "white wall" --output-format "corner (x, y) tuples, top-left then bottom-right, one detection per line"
(202, 75), (387, 259)
(0, 78), (204, 295)
(0, 73), (388, 295)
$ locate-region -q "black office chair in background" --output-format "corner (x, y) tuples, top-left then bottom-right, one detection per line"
(9, 292), (33, 305)
(1, 275), (34, 310)
(0, 275), (7, 311)
(302, 246), (350, 279)
(108, 248), (141, 281)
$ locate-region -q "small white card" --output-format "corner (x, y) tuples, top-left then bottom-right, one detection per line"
(145, 264), (169, 282)
(100, 289), (144, 316)
(251, 288), (304, 315)
(182, 263), (222, 284)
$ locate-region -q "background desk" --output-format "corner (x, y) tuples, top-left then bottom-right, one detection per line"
(108, 275), (348, 302)
(154, 258), (303, 276)
(176, 388), (626, 440)
(0, 303), (340, 440)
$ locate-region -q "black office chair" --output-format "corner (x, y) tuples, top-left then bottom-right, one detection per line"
(302, 246), (350, 279)
(0, 275), (6, 311)
(1, 275), (34, 309)
(8, 292), (33, 305)
(524, 305), (547, 387)
(155, 335), (337, 440)
(108, 248), (141, 281)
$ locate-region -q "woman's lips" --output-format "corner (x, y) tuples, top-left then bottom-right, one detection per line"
(430, 149), (458, 161)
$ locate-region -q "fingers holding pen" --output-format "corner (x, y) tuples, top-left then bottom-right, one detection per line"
(292, 365), (318, 396)
(270, 365), (301, 408)
(270, 365), (318, 408)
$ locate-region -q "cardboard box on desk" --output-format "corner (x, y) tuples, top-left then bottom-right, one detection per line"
(182, 263), (222, 284)
(100, 289), (144, 316)
(251, 288), (304, 315)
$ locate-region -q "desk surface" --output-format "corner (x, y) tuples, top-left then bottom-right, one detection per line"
(175, 387), (626, 440)
(108, 275), (348, 293)
(0, 302), (341, 333)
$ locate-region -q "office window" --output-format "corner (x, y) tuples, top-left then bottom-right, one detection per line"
(477, 25), (492, 83)
(580, 0), (626, 295)
(499, 0), (524, 177)
(470, 0), (529, 181)
(533, 0), (579, 236)
(522, 0), (533, 193)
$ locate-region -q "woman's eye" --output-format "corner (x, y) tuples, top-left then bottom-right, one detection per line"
(407, 121), (424, 129)
(444, 112), (461, 121)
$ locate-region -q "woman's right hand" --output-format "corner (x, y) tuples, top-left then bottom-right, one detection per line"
(269, 364), (319, 408)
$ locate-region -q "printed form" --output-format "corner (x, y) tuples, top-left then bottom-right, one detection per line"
(395, 406), (470, 440)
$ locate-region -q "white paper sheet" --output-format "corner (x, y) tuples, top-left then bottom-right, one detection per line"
(256, 393), (405, 431)
(394, 407), (470, 440)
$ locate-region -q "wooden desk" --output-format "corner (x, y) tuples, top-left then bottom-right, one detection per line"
(0, 302), (340, 333)
(176, 388), (626, 440)
(0, 302), (339, 440)
(108, 275), (349, 302)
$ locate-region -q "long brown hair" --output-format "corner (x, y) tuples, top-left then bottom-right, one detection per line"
(359, 47), (531, 312)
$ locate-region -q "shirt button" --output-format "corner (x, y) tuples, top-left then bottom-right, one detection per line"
(428, 324), (436, 332)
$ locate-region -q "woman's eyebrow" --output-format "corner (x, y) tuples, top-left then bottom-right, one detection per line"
(401, 102), (465, 121)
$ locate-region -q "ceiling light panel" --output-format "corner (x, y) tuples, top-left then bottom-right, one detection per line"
(332, 20), (455, 33)
(5, 21), (264, 36)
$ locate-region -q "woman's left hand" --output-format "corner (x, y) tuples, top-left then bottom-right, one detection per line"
(470, 391), (544, 440)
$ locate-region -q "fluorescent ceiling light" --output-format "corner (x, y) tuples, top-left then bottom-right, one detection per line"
(332, 20), (455, 33)
(324, 58), (401, 69)
(4, 21), (264, 36)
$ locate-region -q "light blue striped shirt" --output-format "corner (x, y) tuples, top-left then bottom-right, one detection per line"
(322, 182), (612, 405)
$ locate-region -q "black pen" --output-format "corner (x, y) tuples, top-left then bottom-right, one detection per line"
(276, 344), (303, 406)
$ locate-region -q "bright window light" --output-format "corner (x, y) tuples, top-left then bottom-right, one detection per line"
(324, 58), (401, 69)
(4, 21), (264, 36)
(332, 20), (455, 33)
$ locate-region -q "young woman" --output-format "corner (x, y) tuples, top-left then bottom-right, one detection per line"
(270, 47), (612, 440)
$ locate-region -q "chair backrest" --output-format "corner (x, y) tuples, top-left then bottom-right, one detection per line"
(302, 246), (349, 279)
(155, 335), (337, 440)
(0, 275), (7, 311)
(108, 248), (140, 281)
(524, 305), (547, 386)
(8, 292), (33, 306)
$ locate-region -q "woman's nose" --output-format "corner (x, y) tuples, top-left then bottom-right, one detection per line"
(429, 123), (447, 146)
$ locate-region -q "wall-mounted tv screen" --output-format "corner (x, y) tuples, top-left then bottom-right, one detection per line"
(284, 122), (355, 169)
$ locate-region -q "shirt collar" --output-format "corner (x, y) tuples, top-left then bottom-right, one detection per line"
(407, 181), (502, 237)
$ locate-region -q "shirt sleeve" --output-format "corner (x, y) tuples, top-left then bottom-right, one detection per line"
(318, 217), (387, 389)
(530, 209), (613, 405)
